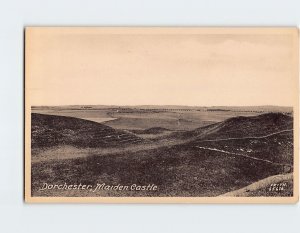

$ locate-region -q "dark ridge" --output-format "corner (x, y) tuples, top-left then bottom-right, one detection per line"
(130, 127), (172, 135)
(160, 112), (293, 141)
(31, 113), (144, 149)
(206, 112), (293, 140)
(224, 112), (292, 124)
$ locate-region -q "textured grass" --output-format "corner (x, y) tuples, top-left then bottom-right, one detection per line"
(31, 112), (294, 197)
(31, 113), (144, 149)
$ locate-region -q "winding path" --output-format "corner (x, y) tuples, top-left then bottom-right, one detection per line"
(197, 129), (293, 142)
(195, 129), (293, 167)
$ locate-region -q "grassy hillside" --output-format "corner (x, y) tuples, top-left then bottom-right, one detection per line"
(31, 142), (286, 197)
(161, 113), (292, 141)
(190, 130), (293, 166)
(31, 113), (144, 149)
(31, 112), (294, 197)
(203, 113), (292, 140)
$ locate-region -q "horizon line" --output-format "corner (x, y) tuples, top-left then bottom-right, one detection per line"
(31, 104), (293, 108)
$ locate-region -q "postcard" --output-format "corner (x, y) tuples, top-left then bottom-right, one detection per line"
(25, 27), (299, 203)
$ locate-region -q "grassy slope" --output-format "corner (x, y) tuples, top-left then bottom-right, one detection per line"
(31, 113), (144, 149)
(32, 143), (284, 197)
(31, 112), (294, 197)
(160, 112), (292, 141)
(190, 131), (293, 165)
(202, 112), (292, 140)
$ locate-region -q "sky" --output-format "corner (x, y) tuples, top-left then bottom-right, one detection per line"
(26, 28), (298, 106)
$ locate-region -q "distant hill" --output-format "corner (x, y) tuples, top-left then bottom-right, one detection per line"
(130, 127), (171, 135)
(32, 105), (293, 113)
(31, 113), (144, 149)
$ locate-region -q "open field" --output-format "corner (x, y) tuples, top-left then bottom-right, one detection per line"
(32, 105), (292, 131)
(32, 142), (286, 197)
(31, 106), (294, 197)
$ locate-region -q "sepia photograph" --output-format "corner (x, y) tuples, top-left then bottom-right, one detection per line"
(25, 27), (299, 203)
